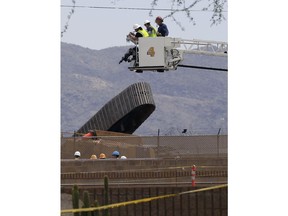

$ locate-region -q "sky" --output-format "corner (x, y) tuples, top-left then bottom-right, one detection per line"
(1, 1), (288, 215)
(61, 0), (228, 50)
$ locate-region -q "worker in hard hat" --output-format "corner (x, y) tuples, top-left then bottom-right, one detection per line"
(99, 153), (106, 159)
(90, 154), (97, 159)
(119, 24), (149, 72)
(74, 151), (81, 160)
(112, 150), (120, 159)
(127, 24), (149, 43)
(144, 20), (157, 37)
(119, 24), (147, 64)
(155, 16), (169, 37)
(120, 156), (127, 159)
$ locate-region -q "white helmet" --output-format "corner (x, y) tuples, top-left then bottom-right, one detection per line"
(120, 156), (127, 159)
(144, 20), (150, 25)
(74, 151), (81, 157)
(133, 24), (141, 30)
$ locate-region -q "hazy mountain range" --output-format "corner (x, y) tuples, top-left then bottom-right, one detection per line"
(61, 42), (227, 135)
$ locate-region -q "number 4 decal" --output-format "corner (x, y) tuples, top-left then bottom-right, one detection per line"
(147, 47), (155, 57)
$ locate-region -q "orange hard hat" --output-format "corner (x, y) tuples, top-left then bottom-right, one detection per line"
(99, 153), (106, 159)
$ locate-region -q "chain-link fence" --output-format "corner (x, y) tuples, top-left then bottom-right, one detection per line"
(61, 131), (227, 159)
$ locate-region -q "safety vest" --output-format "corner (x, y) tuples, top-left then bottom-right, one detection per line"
(149, 26), (157, 37)
(137, 29), (149, 37)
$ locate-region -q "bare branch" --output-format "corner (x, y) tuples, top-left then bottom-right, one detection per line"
(61, 0), (76, 38)
(149, 0), (227, 31)
(149, 0), (158, 17)
(209, 0), (227, 26)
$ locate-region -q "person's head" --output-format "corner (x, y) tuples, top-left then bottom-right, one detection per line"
(133, 24), (142, 32)
(112, 150), (120, 158)
(155, 16), (163, 25)
(90, 154), (97, 159)
(144, 20), (151, 27)
(99, 153), (106, 159)
(74, 151), (81, 159)
(120, 156), (127, 159)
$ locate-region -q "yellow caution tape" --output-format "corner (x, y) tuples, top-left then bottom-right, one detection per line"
(61, 184), (227, 214)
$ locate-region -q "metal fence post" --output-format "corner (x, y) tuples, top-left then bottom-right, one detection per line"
(217, 128), (221, 157)
(73, 130), (77, 153)
(157, 129), (160, 158)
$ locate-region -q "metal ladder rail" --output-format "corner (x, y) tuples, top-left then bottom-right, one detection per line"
(171, 39), (228, 57)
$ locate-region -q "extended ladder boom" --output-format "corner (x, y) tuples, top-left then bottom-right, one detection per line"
(172, 38), (228, 57)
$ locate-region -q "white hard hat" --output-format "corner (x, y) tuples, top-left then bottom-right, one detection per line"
(74, 151), (81, 157)
(120, 156), (127, 159)
(144, 20), (150, 24)
(133, 24), (141, 30)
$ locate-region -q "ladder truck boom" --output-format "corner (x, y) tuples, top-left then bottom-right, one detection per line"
(172, 38), (228, 57)
(123, 36), (227, 72)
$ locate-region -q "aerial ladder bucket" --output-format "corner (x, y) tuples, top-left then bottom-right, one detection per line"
(126, 37), (227, 72)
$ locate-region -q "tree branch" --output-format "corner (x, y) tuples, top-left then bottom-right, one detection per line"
(149, 0), (227, 30)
